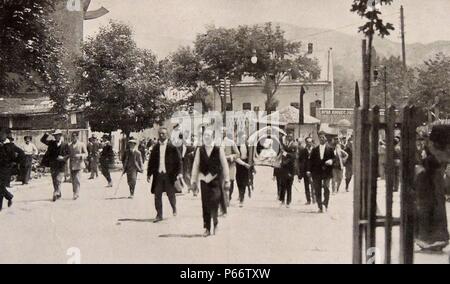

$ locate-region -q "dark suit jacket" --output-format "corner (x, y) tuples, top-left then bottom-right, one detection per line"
(99, 144), (115, 168)
(147, 141), (182, 194)
(0, 142), (16, 183)
(298, 146), (313, 178)
(40, 134), (70, 172)
(122, 149), (143, 174)
(273, 151), (297, 180)
(310, 144), (335, 179)
(178, 144), (195, 175)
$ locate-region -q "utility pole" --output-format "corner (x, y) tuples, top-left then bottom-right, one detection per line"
(384, 66), (387, 111)
(400, 5), (407, 69)
(400, 5), (408, 105)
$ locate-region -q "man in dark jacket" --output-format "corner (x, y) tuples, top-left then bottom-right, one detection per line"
(310, 131), (335, 213)
(147, 127), (183, 223)
(344, 136), (353, 192)
(177, 134), (196, 196)
(273, 133), (297, 208)
(99, 134), (115, 187)
(41, 130), (70, 201)
(122, 138), (143, 198)
(0, 128), (15, 210)
(298, 137), (315, 204)
(4, 131), (25, 187)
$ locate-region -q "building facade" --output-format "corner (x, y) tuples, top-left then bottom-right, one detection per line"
(211, 80), (334, 116)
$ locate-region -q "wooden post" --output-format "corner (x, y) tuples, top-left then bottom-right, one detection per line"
(383, 105), (396, 264)
(352, 107), (363, 264)
(361, 40), (368, 109)
(366, 106), (380, 263)
(355, 81), (361, 108)
(399, 105), (416, 264)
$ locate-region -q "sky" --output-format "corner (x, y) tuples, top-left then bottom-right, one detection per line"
(84, 0), (450, 56)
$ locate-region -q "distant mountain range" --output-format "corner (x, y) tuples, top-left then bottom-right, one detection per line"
(137, 22), (450, 79)
(276, 22), (450, 78)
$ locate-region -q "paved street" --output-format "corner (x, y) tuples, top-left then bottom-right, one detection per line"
(0, 166), (448, 264)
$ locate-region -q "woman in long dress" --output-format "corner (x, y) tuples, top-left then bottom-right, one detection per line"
(415, 123), (450, 252)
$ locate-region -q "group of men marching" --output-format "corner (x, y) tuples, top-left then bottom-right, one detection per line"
(0, 125), (353, 238)
(274, 131), (353, 213)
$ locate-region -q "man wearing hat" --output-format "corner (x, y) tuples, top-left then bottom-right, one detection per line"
(99, 134), (115, 187)
(68, 132), (88, 200)
(122, 138), (144, 198)
(87, 134), (101, 180)
(20, 135), (39, 185)
(415, 122), (450, 252)
(3, 132), (25, 187)
(275, 134), (298, 208)
(0, 128), (15, 210)
(41, 130), (70, 201)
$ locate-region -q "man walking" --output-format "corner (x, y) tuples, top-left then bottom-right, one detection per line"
(4, 133), (25, 187)
(122, 138), (144, 198)
(235, 132), (252, 207)
(68, 132), (88, 200)
(178, 134), (196, 196)
(0, 128), (15, 211)
(331, 136), (348, 194)
(99, 134), (115, 188)
(41, 130), (70, 201)
(87, 134), (101, 179)
(310, 131), (335, 213)
(298, 137), (315, 205)
(276, 134), (297, 208)
(220, 127), (240, 209)
(147, 127), (183, 223)
(191, 129), (230, 236)
(344, 136), (353, 192)
(20, 136), (39, 185)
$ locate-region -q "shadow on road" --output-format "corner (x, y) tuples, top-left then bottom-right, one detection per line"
(117, 218), (154, 222)
(16, 198), (52, 203)
(105, 197), (130, 200)
(158, 234), (205, 238)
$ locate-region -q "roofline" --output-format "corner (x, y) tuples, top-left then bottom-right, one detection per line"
(0, 110), (84, 118)
(233, 80), (331, 88)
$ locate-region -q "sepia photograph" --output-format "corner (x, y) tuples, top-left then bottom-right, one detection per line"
(1, 0), (450, 268)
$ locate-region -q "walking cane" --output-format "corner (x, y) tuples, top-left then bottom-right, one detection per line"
(309, 175), (316, 204)
(114, 172), (125, 197)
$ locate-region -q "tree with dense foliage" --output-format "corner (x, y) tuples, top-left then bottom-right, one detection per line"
(413, 53), (450, 118)
(236, 23), (321, 111)
(166, 46), (212, 111)
(74, 21), (172, 136)
(370, 54), (416, 107)
(0, 0), (70, 112)
(168, 23), (320, 113)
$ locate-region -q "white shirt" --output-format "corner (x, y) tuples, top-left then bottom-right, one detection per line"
(319, 144), (326, 160)
(239, 144), (248, 160)
(191, 145), (230, 184)
(182, 144), (187, 158)
(159, 140), (167, 173)
(22, 143), (38, 155)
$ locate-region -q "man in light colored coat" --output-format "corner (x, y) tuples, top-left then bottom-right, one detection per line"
(68, 132), (88, 200)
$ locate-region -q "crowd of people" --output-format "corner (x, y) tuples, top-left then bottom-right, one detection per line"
(1, 123), (449, 248)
